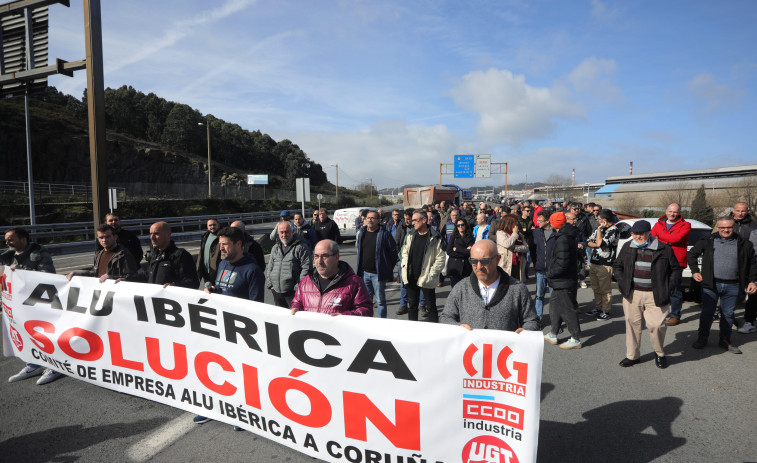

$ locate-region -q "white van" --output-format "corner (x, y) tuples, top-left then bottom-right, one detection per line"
(333, 207), (378, 241)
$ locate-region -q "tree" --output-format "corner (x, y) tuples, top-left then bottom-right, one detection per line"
(690, 184), (714, 226)
(657, 180), (693, 211)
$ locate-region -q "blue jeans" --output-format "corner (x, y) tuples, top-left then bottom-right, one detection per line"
(698, 281), (739, 340)
(669, 268), (683, 318)
(398, 261), (424, 307)
(535, 272), (552, 318)
(363, 271), (387, 318)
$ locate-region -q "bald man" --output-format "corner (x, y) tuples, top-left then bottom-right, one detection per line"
(144, 222), (199, 288)
(441, 240), (539, 332)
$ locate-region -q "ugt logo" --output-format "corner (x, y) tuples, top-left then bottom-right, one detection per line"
(9, 325), (23, 351)
(1, 273), (11, 300)
(463, 343), (528, 384)
(462, 435), (519, 463)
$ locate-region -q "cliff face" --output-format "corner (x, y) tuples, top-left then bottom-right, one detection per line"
(0, 98), (247, 189)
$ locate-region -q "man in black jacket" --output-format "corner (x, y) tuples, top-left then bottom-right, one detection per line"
(196, 218), (221, 288)
(313, 209), (341, 243)
(688, 216), (757, 354)
(99, 213), (143, 263)
(231, 220), (266, 272)
(613, 221), (679, 369)
(68, 225), (138, 282)
(543, 212), (582, 349)
(144, 222), (199, 288)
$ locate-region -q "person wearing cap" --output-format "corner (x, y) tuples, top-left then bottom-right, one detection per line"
(613, 220), (680, 369)
(543, 212), (583, 349)
(270, 210), (295, 241)
(586, 209), (620, 320)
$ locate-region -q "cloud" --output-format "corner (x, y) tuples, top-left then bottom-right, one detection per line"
(567, 57), (624, 103)
(687, 73), (742, 117)
(449, 68), (584, 146)
(590, 0), (621, 21)
(289, 120), (462, 188)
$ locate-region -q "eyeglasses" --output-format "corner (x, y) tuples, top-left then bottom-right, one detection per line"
(717, 226), (733, 230)
(592, 209), (600, 212)
(469, 257), (492, 266)
(456, 224), (466, 228)
(313, 253), (335, 260)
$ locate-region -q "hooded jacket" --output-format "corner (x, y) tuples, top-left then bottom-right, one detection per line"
(651, 215), (691, 268)
(613, 237), (680, 307)
(546, 223), (579, 289)
(290, 261), (373, 316)
(0, 242), (55, 273)
(356, 225), (398, 282)
(265, 235), (312, 294)
(400, 226), (446, 288)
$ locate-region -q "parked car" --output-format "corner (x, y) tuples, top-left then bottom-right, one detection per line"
(615, 218), (713, 293)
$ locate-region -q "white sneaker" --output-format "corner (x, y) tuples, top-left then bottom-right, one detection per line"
(36, 369), (65, 385)
(544, 332), (558, 345)
(737, 322), (756, 334)
(559, 337), (583, 350)
(580, 280), (587, 288)
(8, 365), (43, 383)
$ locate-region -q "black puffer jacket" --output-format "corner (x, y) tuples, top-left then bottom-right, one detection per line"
(546, 223), (579, 289)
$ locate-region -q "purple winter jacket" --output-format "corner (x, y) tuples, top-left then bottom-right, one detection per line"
(290, 261), (373, 316)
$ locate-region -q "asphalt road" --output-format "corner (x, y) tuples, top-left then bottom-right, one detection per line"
(2, 241), (756, 463)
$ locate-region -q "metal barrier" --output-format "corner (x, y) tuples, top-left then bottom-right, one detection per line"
(9, 209), (317, 242)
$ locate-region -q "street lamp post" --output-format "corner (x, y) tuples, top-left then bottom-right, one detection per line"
(329, 163), (338, 206)
(198, 119), (211, 198)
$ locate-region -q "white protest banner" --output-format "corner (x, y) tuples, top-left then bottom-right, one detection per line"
(2, 268), (543, 463)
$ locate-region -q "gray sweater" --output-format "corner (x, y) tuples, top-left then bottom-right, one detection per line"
(441, 268), (540, 331)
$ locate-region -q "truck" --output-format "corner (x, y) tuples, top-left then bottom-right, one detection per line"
(403, 184), (467, 209)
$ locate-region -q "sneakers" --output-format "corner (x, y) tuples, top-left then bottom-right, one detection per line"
(544, 332), (558, 345)
(596, 311), (611, 321)
(193, 415), (211, 424)
(580, 280), (587, 289)
(584, 308), (600, 316)
(665, 317), (680, 326)
(8, 365), (43, 383)
(559, 337), (582, 350)
(619, 357), (640, 367)
(691, 338), (707, 349)
(737, 322), (756, 334)
(36, 369), (65, 385)
(718, 338), (742, 354)
(396, 306), (408, 316)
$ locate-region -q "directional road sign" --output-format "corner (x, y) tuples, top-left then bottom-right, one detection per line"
(454, 155), (475, 178)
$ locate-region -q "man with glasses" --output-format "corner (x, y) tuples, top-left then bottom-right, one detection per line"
(688, 217), (757, 354)
(290, 240), (373, 316)
(441, 240), (539, 332)
(401, 212), (446, 322)
(356, 210), (398, 318)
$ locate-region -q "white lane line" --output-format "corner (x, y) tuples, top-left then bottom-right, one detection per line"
(126, 413), (196, 462)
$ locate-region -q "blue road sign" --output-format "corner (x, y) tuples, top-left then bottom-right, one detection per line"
(454, 155), (475, 178)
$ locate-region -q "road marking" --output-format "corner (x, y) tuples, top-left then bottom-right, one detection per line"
(126, 413), (196, 462)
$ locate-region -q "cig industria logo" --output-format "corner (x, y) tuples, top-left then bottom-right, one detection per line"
(462, 343), (528, 396)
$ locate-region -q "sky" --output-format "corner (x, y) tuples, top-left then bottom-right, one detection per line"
(45, 0), (757, 190)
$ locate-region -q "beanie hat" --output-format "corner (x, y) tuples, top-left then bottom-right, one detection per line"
(550, 212), (566, 229)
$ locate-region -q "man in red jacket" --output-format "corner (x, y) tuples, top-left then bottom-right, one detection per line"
(651, 203), (691, 326)
(290, 239), (373, 316)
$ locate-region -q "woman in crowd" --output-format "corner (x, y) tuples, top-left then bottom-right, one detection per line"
(446, 218), (475, 288)
(495, 214), (529, 281)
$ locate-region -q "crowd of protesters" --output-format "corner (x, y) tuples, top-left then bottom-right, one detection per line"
(2, 198), (756, 394)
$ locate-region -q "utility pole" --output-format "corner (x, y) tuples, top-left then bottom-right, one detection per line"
(330, 163), (338, 207)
